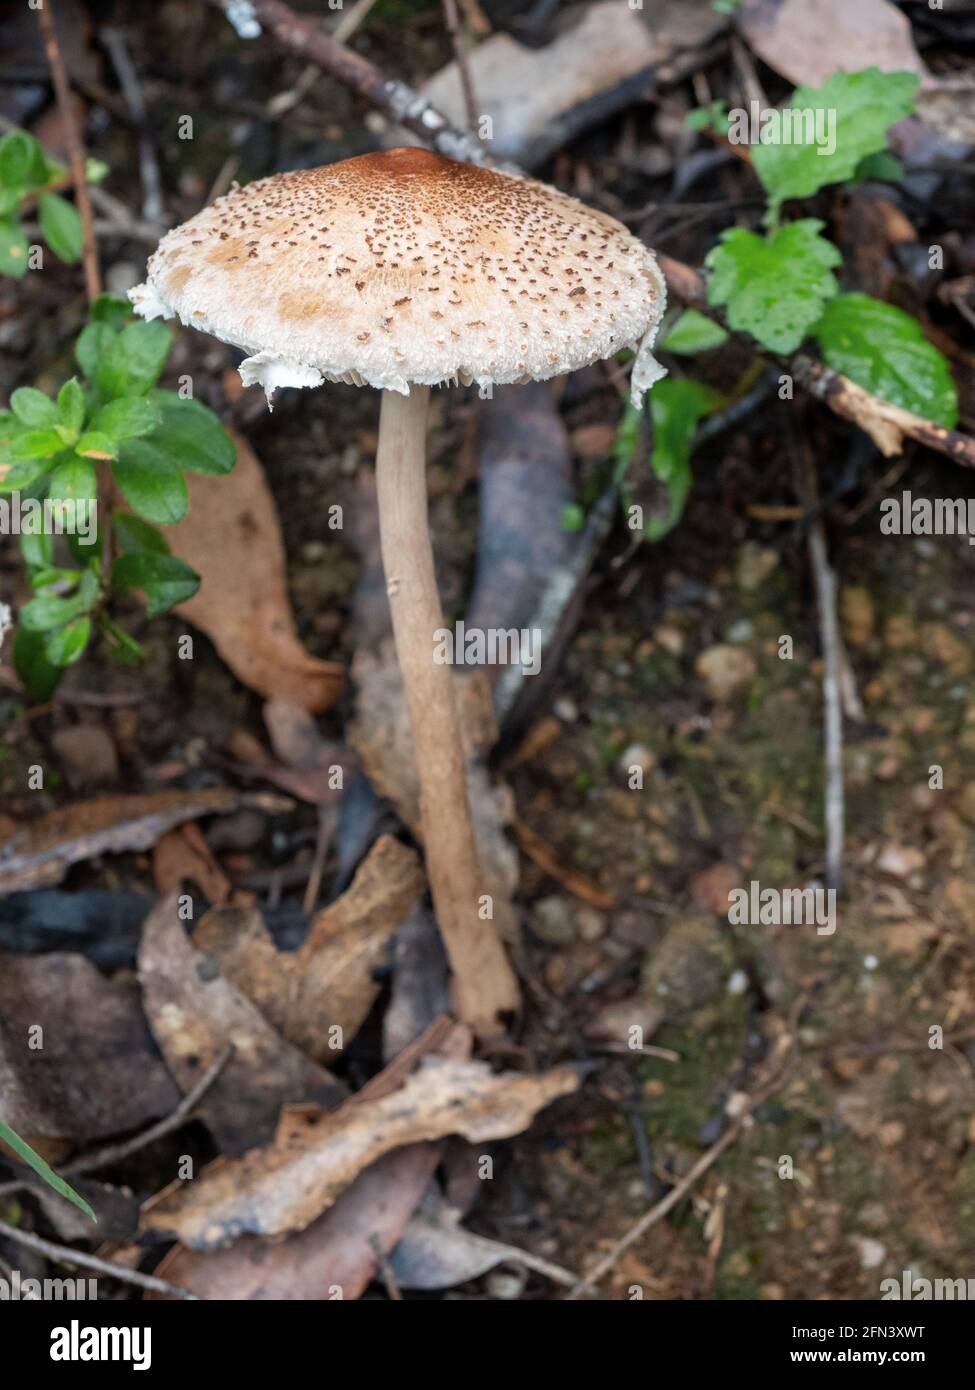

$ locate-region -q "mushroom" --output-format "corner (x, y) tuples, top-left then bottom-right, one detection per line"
(130, 147), (667, 1037)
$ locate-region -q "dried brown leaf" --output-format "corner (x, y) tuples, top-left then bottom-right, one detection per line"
(141, 1058), (578, 1247)
(168, 431), (342, 713)
(0, 953), (179, 1141)
(137, 894), (345, 1154)
(0, 788), (290, 895)
(192, 835), (424, 1063)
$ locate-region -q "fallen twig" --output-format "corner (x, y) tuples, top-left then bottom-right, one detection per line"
(566, 1040), (796, 1299)
(442, 0), (480, 134)
(796, 440), (845, 893)
(36, 0), (100, 300)
(0, 1219), (198, 1300)
(65, 1044), (234, 1178)
(206, 0), (501, 167)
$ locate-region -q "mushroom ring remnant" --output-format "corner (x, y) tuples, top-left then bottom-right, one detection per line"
(129, 147), (666, 407)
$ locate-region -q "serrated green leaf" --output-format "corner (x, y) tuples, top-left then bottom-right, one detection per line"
(112, 551), (199, 616)
(114, 511), (170, 556)
(12, 627), (63, 701)
(113, 440), (188, 524)
(812, 293), (958, 427)
(97, 321), (172, 399)
(0, 1116), (95, 1221)
(94, 395), (161, 443)
(57, 377), (85, 436)
(751, 68), (919, 222)
(705, 219), (842, 354)
(11, 387), (57, 429)
(76, 430), (117, 461)
(146, 392), (236, 475)
(38, 192), (83, 263)
(0, 219), (29, 278)
(660, 309), (730, 355)
(44, 615), (92, 667)
(646, 379), (720, 541)
(76, 321), (117, 380)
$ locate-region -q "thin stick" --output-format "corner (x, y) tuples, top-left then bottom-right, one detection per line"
(368, 1232), (403, 1300)
(801, 451), (845, 893)
(0, 1219), (198, 1300)
(102, 27), (164, 224)
(208, 0), (500, 169)
(442, 0), (479, 134)
(36, 0), (100, 300)
(66, 1044), (234, 1177)
(566, 1053), (795, 1299)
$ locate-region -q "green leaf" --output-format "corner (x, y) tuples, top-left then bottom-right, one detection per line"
(57, 377), (86, 436)
(705, 219), (842, 354)
(0, 458), (52, 492)
(99, 614), (144, 666)
(0, 1116), (95, 1221)
(19, 590), (88, 633)
(0, 219), (29, 278)
(646, 379), (719, 541)
(11, 428), (67, 460)
(750, 68), (919, 222)
(113, 551), (199, 616)
(855, 150), (904, 184)
(12, 627), (63, 701)
(660, 309), (729, 355)
(113, 440), (188, 524)
(19, 525), (53, 571)
(38, 192), (83, 263)
(147, 392), (236, 475)
(0, 130), (34, 187)
(114, 512), (171, 556)
(812, 293), (958, 427)
(97, 320), (172, 399)
(76, 430), (118, 461)
(91, 293), (134, 329)
(11, 387), (57, 429)
(48, 454), (98, 512)
(93, 395), (161, 443)
(76, 321), (117, 380)
(561, 502), (585, 533)
(44, 616), (92, 668)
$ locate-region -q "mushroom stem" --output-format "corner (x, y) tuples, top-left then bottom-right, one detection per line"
(375, 385), (520, 1035)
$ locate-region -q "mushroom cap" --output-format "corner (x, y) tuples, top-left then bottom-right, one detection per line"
(130, 148), (666, 404)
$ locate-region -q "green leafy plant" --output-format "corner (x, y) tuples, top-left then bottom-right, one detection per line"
(2, 294), (236, 697)
(0, 127), (106, 277)
(615, 67), (957, 545)
(0, 1116), (95, 1221)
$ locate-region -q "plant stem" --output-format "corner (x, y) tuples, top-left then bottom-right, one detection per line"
(375, 386), (519, 1036)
